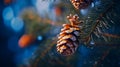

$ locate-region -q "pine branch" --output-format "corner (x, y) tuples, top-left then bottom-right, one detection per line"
(88, 2), (113, 37)
(30, 39), (56, 67)
(82, 2), (115, 44)
(101, 33), (120, 38)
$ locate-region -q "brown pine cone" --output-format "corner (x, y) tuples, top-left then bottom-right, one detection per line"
(57, 14), (82, 56)
(70, 0), (92, 9)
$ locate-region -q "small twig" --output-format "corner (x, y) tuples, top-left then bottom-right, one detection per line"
(101, 33), (120, 38)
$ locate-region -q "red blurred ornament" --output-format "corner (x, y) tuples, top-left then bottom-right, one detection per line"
(18, 34), (35, 48)
(70, 0), (92, 9)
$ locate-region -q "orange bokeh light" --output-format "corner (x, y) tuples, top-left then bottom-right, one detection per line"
(4, 0), (12, 4)
(54, 7), (62, 16)
(18, 34), (35, 48)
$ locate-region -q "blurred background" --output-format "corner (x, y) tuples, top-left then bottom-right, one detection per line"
(0, 0), (120, 67)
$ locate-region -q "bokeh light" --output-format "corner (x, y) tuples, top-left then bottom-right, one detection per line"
(18, 34), (35, 48)
(12, 0), (29, 16)
(2, 6), (14, 27)
(2, 6), (14, 21)
(80, 9), (89, 16)
(37, 35), (43, 41)
(91, 3), (95, 8)
(35, 0), (58, 21)
(4, 0), (12, 4)
(11, 17), (24, 32)
(90, 40), (95, 45)
(35, 0), (50, 17)
(95, 0), (101, 6)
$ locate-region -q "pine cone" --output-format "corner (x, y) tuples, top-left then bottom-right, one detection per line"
(70, 0), (92, 9)
(57, 14), (82, 56)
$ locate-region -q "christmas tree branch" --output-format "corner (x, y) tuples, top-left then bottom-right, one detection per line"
(31, 39), (56, 67)
(86, 3), (114, 38)
(101, 33), (120, 38)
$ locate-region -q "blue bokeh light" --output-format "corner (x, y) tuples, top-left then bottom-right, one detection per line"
(11, 17), (24, 32)
(80, 9), (89, 16)
(91, 3), (95, 8)
(35, 0), (50, 17)
(2, 6), (14, 21)
(35, 0), (57, 21)
(37, 35), (43, 41)
(13, 0), (29, 16)
(95, 0), (101, 6)
(2, 6), (14, 27)
(90, 40), (95, 45)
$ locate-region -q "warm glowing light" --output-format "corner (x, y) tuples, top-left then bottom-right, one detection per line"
(54, 7), (62, 16)
(18, 34), (35, 48)
(4, 0), (12, 4)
